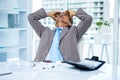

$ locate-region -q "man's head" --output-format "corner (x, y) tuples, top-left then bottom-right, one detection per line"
(50, 10), (73, 27)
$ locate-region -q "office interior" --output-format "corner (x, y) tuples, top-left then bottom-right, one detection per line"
(0, 0), (120, 80)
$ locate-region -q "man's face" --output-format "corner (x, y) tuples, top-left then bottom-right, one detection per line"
(55, 11), (72, 27)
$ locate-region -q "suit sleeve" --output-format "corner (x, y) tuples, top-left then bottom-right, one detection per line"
(28, 8), (47, 38)
(75, 8), (93, 41)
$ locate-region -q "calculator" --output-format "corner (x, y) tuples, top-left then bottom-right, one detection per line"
(64, 56), (105, 71)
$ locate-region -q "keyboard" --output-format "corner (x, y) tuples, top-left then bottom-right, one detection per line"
(65, 59), (105, 70)
(76, 60), (102, 69)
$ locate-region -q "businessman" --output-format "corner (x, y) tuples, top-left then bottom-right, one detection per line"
(28, 8), (93, 63)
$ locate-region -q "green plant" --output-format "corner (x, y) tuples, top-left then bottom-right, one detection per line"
(95, 18), (110, 33)
(96, 19), (110, 30)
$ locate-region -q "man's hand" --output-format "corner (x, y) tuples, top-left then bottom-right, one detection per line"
(47, 11), (61, 21)
(65, 10), (75, 18)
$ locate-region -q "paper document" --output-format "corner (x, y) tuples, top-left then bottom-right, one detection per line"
(0, 62), (12, 76)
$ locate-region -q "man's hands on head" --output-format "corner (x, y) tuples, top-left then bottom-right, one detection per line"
(47, 9), (76, 27)
(47, 11), (61, 20)
(65, 10), (75, 19)
(47, 10), (76, 21)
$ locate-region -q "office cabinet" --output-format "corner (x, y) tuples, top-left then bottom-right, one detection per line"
(0, 0), (32, 61)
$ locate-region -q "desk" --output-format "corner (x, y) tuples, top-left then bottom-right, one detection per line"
(0, 61), (114, 80)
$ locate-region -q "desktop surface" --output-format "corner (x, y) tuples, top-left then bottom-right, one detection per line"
(0, 61), (114, 80)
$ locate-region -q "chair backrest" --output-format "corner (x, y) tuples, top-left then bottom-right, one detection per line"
(77, 37), (84, 60)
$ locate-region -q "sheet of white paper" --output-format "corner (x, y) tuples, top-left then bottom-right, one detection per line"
(0, 62), (12, 76)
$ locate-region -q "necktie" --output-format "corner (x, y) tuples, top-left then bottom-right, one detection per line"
(55, 28), (62, 43)
(45, 28), (63, 63)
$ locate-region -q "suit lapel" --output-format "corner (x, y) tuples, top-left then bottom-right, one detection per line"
(60, 27), (69, 41)
(49, 29), (56, 48)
